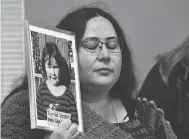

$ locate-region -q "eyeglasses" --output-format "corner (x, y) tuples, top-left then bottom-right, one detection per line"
(80, 39), (123, 53)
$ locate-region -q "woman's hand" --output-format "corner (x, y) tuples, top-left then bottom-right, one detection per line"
(135, 97), (177, 138)
(135, 97), (165, 136)
(44, 120), (81, 139)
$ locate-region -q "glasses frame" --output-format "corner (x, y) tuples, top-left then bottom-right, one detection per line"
(80, 39), (123, 53)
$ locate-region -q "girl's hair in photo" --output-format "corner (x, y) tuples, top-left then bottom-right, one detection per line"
(156, 35), (189, 84)
(41, 42), (71, 87)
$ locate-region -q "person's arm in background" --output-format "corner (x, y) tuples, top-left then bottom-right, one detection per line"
(138, 63), (168, 109)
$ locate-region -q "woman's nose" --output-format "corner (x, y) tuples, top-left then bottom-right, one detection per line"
(98, 44), (110, 61)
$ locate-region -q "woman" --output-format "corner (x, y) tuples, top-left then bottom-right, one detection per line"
(139, 35), (189, 139)
(1, 5), (176, 139)
(37, 42), (78, 124)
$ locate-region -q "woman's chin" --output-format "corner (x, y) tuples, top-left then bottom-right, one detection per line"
(92, 77), (117, 87)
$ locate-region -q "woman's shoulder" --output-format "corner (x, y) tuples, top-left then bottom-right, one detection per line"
(2, 90), (29, 107)
(1, 90), (48, 139)
(1, 90), (31, 138)
(1, 90), (30, 118)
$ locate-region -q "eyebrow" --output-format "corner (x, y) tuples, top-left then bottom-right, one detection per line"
(83, 37), (99, 41)
(106, 37), (118, 41)
(83, 37), (118, 41)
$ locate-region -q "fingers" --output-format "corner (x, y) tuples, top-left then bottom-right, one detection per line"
(136, 97), (158, 123)
(60, 119), (72, 130)
(136, 97), (149, 123)
(136, 97), (143, 121)
(139, 97), (157, 110)
(166, 121), (170, 124)
(149, 100), (157, 109)
(157, 108), (164, 115)
(52, 120), (80, 139)
(61, 122), (80, 139)
(141, 98), (149, 120)
(142, 98), (154, 126)
(136, 97), (142, 106)
(156, 108), (165, 119)
(142, 98), (149, 106)
(72, 130), (82, 139)
(142, 98), (149, 117)
(45, 120), (81, 139)
(136, 97), (168, 135)
(136, 97), (149, 108)
(67, 123), (78, 136)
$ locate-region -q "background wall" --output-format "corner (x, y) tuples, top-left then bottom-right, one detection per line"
(25, 0), (189, 89)
(1, 0), (25, 102)
(1, 0), (189, 102)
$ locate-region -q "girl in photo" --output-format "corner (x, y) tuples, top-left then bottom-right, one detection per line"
(36, 42), (78, 124)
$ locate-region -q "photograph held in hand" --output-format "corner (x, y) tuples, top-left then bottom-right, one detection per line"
(24, 21), (83, 132)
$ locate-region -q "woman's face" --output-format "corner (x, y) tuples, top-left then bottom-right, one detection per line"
(78, 16), (122, 89)
(45, 57), (60, 86)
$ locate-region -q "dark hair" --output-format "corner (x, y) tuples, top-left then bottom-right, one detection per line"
(56, 6), (137, 116)
(41, 42), (71, 87)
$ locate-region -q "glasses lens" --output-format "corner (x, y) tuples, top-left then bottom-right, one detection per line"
(81, 40), (122, 53)
(107, 41), (121, 53)
(82, 40), (100, 53)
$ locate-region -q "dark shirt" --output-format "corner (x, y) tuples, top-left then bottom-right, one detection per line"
(139, 63), (189, 139)
(37, 81), (78, 124)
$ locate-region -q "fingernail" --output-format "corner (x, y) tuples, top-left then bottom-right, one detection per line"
(149, 100), (154, 104)
(142, 98), (147, 101)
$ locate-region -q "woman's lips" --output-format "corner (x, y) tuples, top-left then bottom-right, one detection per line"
(96, 67), (112, 74)
(97, 67), (111, 71)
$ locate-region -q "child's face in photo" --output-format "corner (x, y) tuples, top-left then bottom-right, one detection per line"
(45, 57), (60, 86)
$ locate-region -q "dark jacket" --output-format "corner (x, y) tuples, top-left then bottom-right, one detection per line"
(139, 62), (189, 139)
